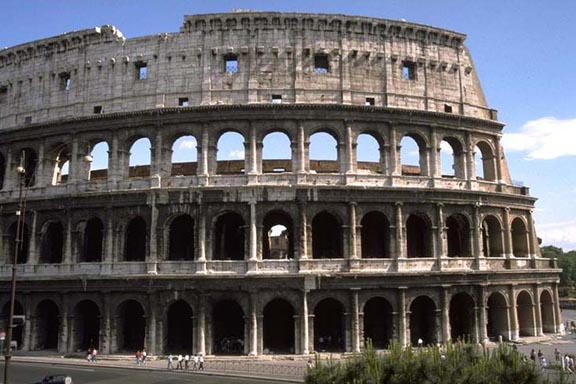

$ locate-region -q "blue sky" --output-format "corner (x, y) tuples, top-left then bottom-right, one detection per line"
(2, 0), (576, 250)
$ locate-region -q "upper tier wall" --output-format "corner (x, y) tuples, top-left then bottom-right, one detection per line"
(0, 12), (493, 130)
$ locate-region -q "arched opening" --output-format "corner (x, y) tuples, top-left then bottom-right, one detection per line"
(475, 141), (496, 182)
(440, 138), (465, 178)
(82, 218), (103, 262)
(356, 133), (383, 174)
(217, 131), (245, 174)
(40, 221), (63, 264)
(129, 137), (151, 178)
(73, 300), (100, 351)
(168, 215), (195, 261)
(363, 297), (393, 349)
(212, 300), (245, 355)
(262, 210), (294, 259)
(50, 144), (71, 185)
(213, 212), (245, 260)
(166, 300), (194, 354)
(35, 299), (60, 350)
(400, 135), (426, 176)
(482, 216), (503, 258)
(449, 293), (475, 342)
(89, 141), (109, 181)
(406, 214), (431, 258)
(171, 135), (197, 176)
(360, 211), (390, 258)
(125, 217), (147, 261)
(517, 291), (536, 337)
(309, 131), (338, 173)
(263, 299), (295, 354)
(540, 291), (555, 334)
(0, 152), (5, 190)
(7, 221), (30, 264)
(487, 292), (509, 341)
(20, 148), (38, 187)
(116, 300), (145, 352)
(2, 301), (24, 349)
(312, 211), (342, 259)
(511, 218), (528, 258)
(446, 214), (471, 257)
(314, 298), (345, 352)
(409, 296), (436, 346)
(262, 131), (292, 173)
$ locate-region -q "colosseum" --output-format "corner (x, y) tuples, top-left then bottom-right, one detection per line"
(0, 12), (561, 357)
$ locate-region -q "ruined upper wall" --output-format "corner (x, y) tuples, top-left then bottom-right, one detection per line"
(0, 12), (493, 130)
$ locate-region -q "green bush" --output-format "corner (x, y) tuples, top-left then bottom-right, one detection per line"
(305, 342), (572, 384)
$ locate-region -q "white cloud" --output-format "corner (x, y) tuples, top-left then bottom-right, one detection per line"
(228, 150), (245, 159)
(178, 138), (197, 150)
(502, 117), (576, 160)
(538, 220), (576, 251)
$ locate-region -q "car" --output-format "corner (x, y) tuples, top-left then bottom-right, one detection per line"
(36, 375), (73, 384)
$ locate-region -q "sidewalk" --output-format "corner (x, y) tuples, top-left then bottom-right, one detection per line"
(6, 353), (306, 383)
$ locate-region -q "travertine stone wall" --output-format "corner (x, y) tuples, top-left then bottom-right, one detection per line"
(0, 12), (492, 130)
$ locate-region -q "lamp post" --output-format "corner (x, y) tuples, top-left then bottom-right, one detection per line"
(3, 154), (27, 384)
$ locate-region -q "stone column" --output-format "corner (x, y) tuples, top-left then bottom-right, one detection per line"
(247, 200), (258, 273)
(436, 203), (445, 263)
(196, 204), (207, 274)
(198, 125), (209, 181)
(430, 133), (440, 179)
(302, 290), (310, 354)
(147, 193), (158, 274)
(503, 208), (513, 258)
(533, 284), (543, 336)
(101, 294), (112, 354)
(349, 202), (358, 260)
(351, 288), (361, 352)
(441, 286), (450, 344)
(495, 135), (504, 183)
(394, 203), (405, 266)
(397, 287), (408, 346)
(472, 205), (484, 269)
(22, 302), (33, 351)
(108, 133), (121, 182)
(552, 283), (562, 333)
(196, 294), (207, 356)
(508, 285), (519, 340)
(526, 210), (538, 258)
(28, 211), (38, 265)
(389, 125), (400, 176)
(344, 120), (355, 174)
(63, 212), (73, 264)
(104, 212), (114, 264)
(248, 122), (258, 176)
(477, 285), (488, 343)
(296, 121), (307, 174)
(298, 201), (308, 260)
(465, 133), (475, 182)
(151, 130), (170, 179)
(59, 295), (70, 354)
(147, 294), (157, 354)
(249, 291), (258, 356)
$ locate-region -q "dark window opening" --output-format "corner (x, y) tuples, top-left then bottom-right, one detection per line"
(314, 54), (330, 74)
(168, 215), (195, 261)
(363, 298), (393, 349)
(82, 218), (103, 262)
(511, 218), (528, 258)
(540, 291), (555, 334)
(166, 300), (193, 354)
(446, 214), (471, 257)
(312, 211), (342, 259)
(271, 94), (282, 104)
(449, 293), (475, 341)
(117, 300), (145, 352)
(214, 212), (245, 260)
(59, 72), (71, 90)
(365, 97), (375, 106)
(314, 299), (345, 352)
(0, 86), (7, 103)
(402, 61), (416, 80)
(40, 222), (63, 264)
(487, 293), (509, 341)
(125, 217), (147, 261)
(178, 97), (189, 107)
(444, 104), (453, 113)
(517, 291), (535, 337)
(409, 296), (437, 346)
(93, 105), (103, 114)
(35, 300), (60, 350)
(213, 300), (245, 355)
(224, 54), (239, 74)
(135, 62), (148, 80)
(482, 216), (503, 258)
(263, 299), (295, 354)
(24, 116), (32, 124)
(406, 215), (431, 258)
(74, 300), (101, 351)
(361, 212), (390, 258)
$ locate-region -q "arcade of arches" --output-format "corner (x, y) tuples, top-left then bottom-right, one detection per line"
(0, 285), (560, 355)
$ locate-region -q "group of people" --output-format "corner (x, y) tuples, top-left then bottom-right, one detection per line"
(166, 353), (204, 370)
(85, 347), (98, 362)
(135, 349), (148, 365)
(529, 349), (548, 369)
(530, 347), (576, 373)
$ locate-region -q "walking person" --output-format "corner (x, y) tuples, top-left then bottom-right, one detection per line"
(141, 348), (147, 365)
(192, 354), (198, 370)
(135, 350), (142, 365)
(198, 353), (204, 370)
(177, 354), (183, 370)
(167, 354), (174, 370)
(91, 348), (97, 362)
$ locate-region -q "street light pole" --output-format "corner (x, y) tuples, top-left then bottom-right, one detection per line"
(3, 155), (27, 384)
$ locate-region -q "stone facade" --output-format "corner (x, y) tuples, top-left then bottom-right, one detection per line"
(0, 12), (561, 356)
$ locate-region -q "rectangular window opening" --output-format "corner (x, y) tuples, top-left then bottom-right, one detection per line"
(314, 54), (330, 74)
(178, 97), (189, 107)
(59, 72), (71, 91)
(24, 116), (32, 124)
(224, 54), (239, 74)
(93, 105), (103, 114)
(0, 86), (7, 104)
(135, 62), (148, 80)
(444, 104), (453, 113)
(365, 97), (375, 106)
(402, 61), (416, 80)
(271, 94), (282, 104)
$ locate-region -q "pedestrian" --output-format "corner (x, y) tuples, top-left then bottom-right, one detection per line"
(91, 348), (98, 362)
(184, 354), (190, 370)
(555, 348), (561, 363)
(198, 353), (204, 370)
(417, 338), (423, 347)
(537, 349), (543, 360)
(530, 349), (536, 363)
(307, 358), (313, 370)
(141, 348), (147, 365)
(135, 350), (142, 365)
(177, 354), (183, 370)
(86, 348), (92, 362)
(167, 354), (174, 370)
(192, 354), (198, 370)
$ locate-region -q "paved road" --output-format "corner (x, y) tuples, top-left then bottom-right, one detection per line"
(3, 361), (287, 384)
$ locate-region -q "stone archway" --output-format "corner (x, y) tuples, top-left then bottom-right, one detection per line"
(363, 297), (393, 349)
(263, 298), (295, 354)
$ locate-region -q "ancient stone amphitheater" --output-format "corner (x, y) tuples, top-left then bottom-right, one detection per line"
(0, 12), (561, 356)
